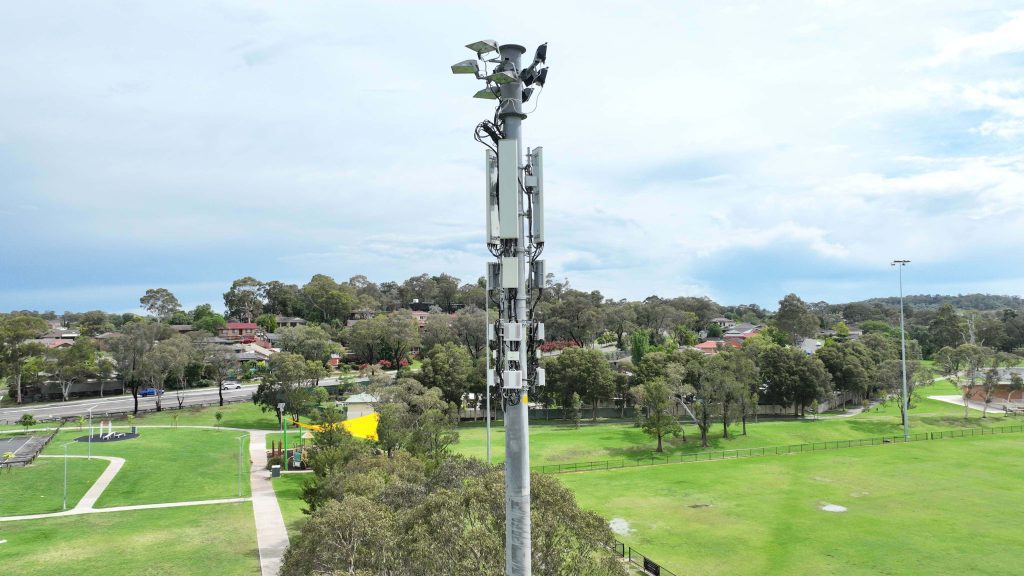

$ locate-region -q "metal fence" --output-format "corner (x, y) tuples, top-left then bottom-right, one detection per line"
(607, 539), (678, 576)
(534, 424), (1024, 474)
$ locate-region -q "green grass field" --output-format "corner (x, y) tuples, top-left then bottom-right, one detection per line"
(454, 381), (1017, 467)
(0, 503), (259, 576)
(0, 457), (109, 516)
(560, 434), (1024, 576)
(38, 428), (250, 507)
(273, 474), (312, 536)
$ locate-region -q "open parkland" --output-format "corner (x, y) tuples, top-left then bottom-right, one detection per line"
(0, 377), (1021, 576)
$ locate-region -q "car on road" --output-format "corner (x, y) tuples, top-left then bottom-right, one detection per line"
(139, 387), (164, 397)
(221, 382), (243, 390)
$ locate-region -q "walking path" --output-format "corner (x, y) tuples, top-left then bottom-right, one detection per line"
(0, 454), (253, 522)
(928, 395), (1022, 415)
(248, 430), (289, 576)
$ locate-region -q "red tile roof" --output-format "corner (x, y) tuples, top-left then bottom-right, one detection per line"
(226, 323), (257, 330)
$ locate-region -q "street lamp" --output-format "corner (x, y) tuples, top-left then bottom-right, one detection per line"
(236, 434), (247, 498)
(276, 402), (288, 471)
(86, 404), (98, 460)
(892, 260), (911, 440)
(61, 442), (73, 510)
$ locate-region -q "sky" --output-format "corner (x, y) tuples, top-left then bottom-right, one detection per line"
(1, 1), (1023, 313)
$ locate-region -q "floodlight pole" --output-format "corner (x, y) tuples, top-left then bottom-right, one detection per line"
(236, 434), (247, 497)
(485, 276), (492, 465)
(893, 260), (911, 440)
(87, 404), (98, 460)
(62, 442), (71, 510)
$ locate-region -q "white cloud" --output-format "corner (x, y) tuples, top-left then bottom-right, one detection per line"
(929, 11), (1024, 65)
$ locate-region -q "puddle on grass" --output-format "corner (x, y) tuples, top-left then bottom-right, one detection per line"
(820, 503), (847, 512)
(609, 518), (632, 535)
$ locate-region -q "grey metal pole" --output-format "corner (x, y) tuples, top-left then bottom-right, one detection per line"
(63, 444), (68, 510)
(87, 405), (97, 460)
(485, 276), (492, 466)
(237, 435), (245, 497)
(497, 43), (532, 576)
(894, 260), (910, 440)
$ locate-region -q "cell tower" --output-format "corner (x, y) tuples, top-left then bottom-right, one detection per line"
(452, 39), (549, 576)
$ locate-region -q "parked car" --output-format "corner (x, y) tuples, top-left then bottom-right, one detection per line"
(139, 387), (164, 397)
(221, 382), (243, 390)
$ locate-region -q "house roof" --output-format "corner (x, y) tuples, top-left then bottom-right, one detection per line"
(225, 323), (257, 330)
(342, 393), (379, 404)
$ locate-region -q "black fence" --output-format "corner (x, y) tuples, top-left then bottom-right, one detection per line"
(534, 424), (1024, 475)
(608, 539), (678, 576)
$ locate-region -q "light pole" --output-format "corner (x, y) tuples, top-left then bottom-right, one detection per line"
(892, 259), (911, 440)
(277, 402), (288, 471)
(86, 404), (98, 460)
(61, 442), (72, 510)
(454, 39), (550, 576)
(236, 434), (247, 497)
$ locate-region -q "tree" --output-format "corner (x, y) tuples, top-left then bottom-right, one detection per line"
(253, 352), (320, 423)
(773, 293), (818, 343)
(301, 274), (358, 324)
(139, 288), (181, 321)
(193, 312), (227, 334)
(432, 273), (461, 313)
(636, 378), (680, 452)
(282, 455), (625, 576)
(50, 337), (99, 402)
(569, 392), (583, 429)
(543, 290), (604, 346)
(256, 313), (278, 333)
(19, 413), (36, 431)
(1010, 372), (1024, 404)
(421, 312), (456, 352)
(451, 307), (487, 360)
(545, 347), (614, 420)
(377, 311), (420, 375)
(277, 325), (340, 364)
(929, 304), (965, 352)
(196, 336), (235, 407)
(630, 329), (650, 366)
(942, 344), (989, 419)
(602, 301), (637, 350)
(223, 277), (265, 322)
(0, 314), (49, 404)
(981, 368), (999, 418)
(418, 342), (474, 412)
(109, 321), (174, 414)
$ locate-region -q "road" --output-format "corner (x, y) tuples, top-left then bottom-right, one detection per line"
(0, 383), (258, 423)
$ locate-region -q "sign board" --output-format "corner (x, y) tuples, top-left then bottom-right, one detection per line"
(643, 557), (660, 576)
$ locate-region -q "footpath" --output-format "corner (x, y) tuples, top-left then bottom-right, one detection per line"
(0, 426), (290, 576)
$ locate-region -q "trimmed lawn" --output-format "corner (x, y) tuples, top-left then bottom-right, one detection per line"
(454, 381), (1018, 467)
(560, 434), (1024, 576)
(0, 503), (259, 576)
(273, 473), (312, 536)
(0, 457), (108, 516)
(39, 428), (250, 507)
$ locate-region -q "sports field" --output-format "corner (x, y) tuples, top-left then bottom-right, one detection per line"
(454, 381), (1015, 467)
(560, 434), (1024, 576)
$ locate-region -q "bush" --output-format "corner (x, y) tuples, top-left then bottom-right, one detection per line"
(266, 455), (284, 470)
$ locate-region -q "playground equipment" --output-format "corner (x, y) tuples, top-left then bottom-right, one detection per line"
(289, 412), (379, 441)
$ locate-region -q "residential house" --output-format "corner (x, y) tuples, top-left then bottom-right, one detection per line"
(275, 316), (308, 329)
(694, 339), (742, 355)
(722, 323), (763, 343)
(710, 317), (737, 329)
(219, 322), (258, 340)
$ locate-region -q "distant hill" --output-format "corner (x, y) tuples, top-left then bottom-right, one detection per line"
(856, 293), (1024, 311)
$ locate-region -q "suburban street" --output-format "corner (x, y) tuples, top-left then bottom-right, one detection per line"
(0, 383), (258, 423)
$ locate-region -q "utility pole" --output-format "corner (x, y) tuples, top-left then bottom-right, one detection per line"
(892, 259), (911, 440)
(453, 39), (550, 576)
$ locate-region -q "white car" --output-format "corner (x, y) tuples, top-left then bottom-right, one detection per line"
(221, 382), (243, 390)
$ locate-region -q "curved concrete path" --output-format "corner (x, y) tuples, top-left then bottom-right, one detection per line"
(0, 424), (295, 575)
